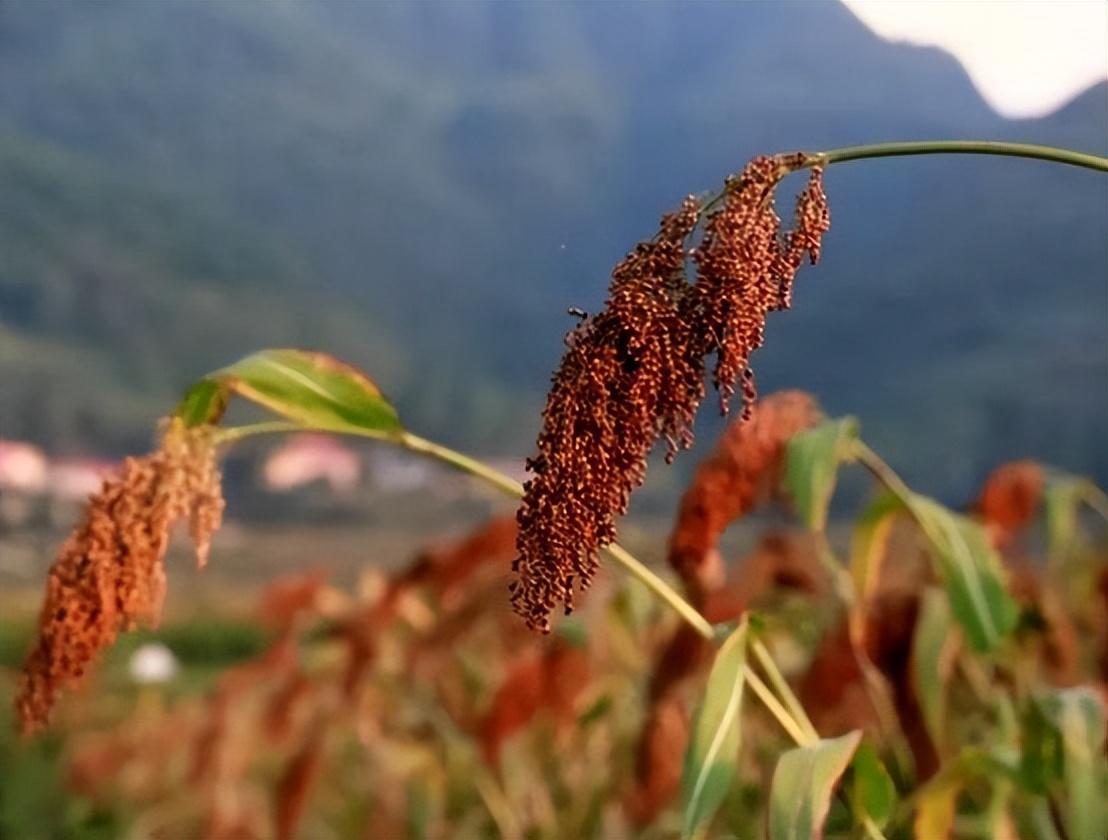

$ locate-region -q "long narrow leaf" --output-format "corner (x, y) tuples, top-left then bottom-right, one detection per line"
(849, 492), (901, 605)
(768, 731), (862, 840)
(906, 494), (1017, 652)
(682, 619), (750, 838)
(912, 586), (958, 756)
(851, 742), (896, 829)
(784, 417), (860, 531)
(1037, 688), (1108, 840)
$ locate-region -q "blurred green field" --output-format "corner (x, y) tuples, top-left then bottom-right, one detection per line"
(1, 612), (270, 840)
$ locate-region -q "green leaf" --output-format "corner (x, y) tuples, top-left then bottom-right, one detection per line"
(1043, 474), (1088, 560)
(768, 731), (862, 840)
(912, 586), (957, 756)
(1036, 688), (1108, 840)
(175, 348), (402, 434)
(682, 618), (750, 839)
(906, 494), (1018, 652)
(849, 491), (903, 610)
(784, 417), (860, 531)
(1020, 695), (1064, 794)
(176, 379), (228, 426)
(852, 487), (1016, 653)
(851, 742), (896, 829)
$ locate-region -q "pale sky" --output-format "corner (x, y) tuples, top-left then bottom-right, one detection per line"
(843, 0), (1108, 117)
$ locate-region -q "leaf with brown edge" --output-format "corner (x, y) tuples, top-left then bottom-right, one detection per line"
(858, 487), (1017, 654)
(1043, 471), (1105, 561)
(912, 586), (958, 757)
(848, 491), (903, 645)
(768, 731), (862, 840)
(177, 378), (229, 427)
(176, 348), (402, 434)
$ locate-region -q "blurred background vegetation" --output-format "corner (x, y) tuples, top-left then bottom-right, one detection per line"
(0, 4), (1105, 836)
(0, 0), (1104, 497)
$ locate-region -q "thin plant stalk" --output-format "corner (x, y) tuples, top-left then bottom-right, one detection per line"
(700, 140), (1108, 216)
(214, 421), (715, 640)
(813, 140), (1108, 172)
(744, 666), (814, 747)
(212, 422), (829, 747)
(210, 139), (1108, 646)
(751, 639), (819, 743)
(850, 440), (917, 504)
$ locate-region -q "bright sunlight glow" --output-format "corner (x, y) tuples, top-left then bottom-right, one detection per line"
(843, 0), (1108, 117)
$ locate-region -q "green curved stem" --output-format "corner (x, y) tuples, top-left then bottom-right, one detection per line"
(405, 427), (717, 638)
(804, 140), (1108, 173)
(398, 432), (718, 637)
(213, 421), (715, 641)
(699, 140), (1107, 217)
(396, 431), (526, 499)
(752, 639), (819, 742)
(745, 666), (813, 746)
(212, 422), (824, 743)
(402, 434), (716, 638)
(604, 541), (715, 640)
(850, 439), (917, 505)
(213, 420), (304, 446)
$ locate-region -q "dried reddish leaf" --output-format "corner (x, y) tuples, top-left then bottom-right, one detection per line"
(275, 730), (325, 840)
(256, 571), (329, 631)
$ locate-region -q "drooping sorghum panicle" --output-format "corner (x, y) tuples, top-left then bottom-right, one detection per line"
(624, 695), (689, 826)
(513, 156), (832, 632)
(16, 418), (224, 733)
(691, 156), (830, 413)
(478, 640), (589, 767)
(667, 390), (823, 599)
(400, 514), (517, 605)
(624, 393), (823, 820)
(511, 199), (702, 632)
(975, 460), (1045, 548)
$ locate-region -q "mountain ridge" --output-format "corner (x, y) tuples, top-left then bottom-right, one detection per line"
(0, 0), (1103, 498)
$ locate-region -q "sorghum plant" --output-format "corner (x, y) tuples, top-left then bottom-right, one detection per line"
(12, 140), (1108, 839)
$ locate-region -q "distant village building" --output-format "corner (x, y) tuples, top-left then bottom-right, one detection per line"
(263, 434), (362, 494)
(0, 440), (48, 494)
(48, 458), (118, 502)
(0, 442), (119, 527)
(0, 440), (49, 527)
(364, 446), (436, 494)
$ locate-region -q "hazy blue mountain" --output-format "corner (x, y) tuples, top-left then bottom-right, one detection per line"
(0, 0), (1103, 498)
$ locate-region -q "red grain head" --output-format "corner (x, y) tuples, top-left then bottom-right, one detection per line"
(16, 419), (224, 733)
(512, 158), (831, 632)
(976, 460), (1045, 547)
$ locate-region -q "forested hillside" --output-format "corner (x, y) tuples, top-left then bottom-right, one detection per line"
(0, 0), (1104, 495)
